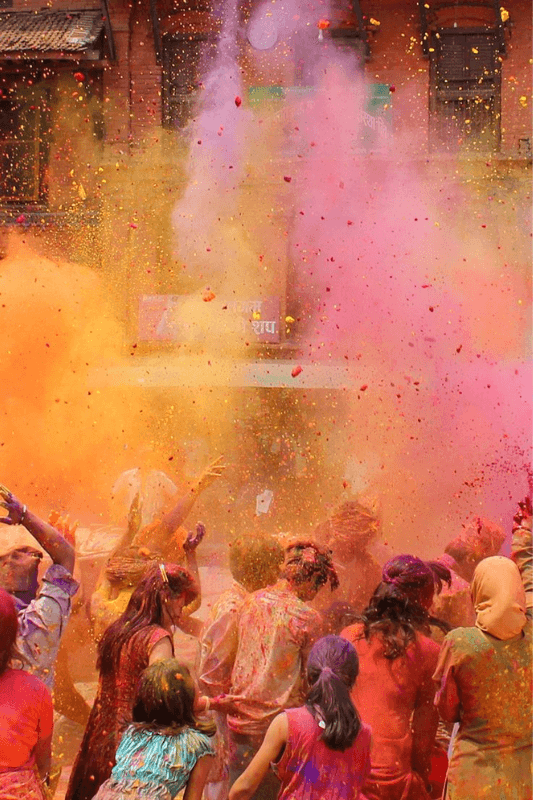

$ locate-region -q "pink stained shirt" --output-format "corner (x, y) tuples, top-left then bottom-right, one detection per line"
(0, 668), (53, 770)
(228, 582), (323, 739)
(275, 707), (372, 800)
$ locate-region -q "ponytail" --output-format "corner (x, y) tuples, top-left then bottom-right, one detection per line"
(306, 636), (361, 751)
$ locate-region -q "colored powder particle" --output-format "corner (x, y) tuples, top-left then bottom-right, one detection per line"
(74, 71), (85, 82)
(284, 176), (292, 183)
(291, 365), (303, 377)
(203, 290), (216, 302)
(235, 96), (242, 107)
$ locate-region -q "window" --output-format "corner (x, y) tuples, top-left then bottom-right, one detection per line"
(0, 81), (50, 203)
(162, 34), (214, 129)
(429, 31), (501, 152)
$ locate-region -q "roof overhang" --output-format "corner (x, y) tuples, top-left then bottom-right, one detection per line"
(0, 8), (113, 62)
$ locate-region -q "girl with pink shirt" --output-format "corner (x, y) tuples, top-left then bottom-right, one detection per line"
(228, 635), (371, 800)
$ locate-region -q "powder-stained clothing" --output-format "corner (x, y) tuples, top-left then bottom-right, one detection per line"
(433, 526), (532, 800)
(227, 582), (322, 739)
(199, 581), (247, 785)
(66, 625), (170, 800)
(0, 668), (53, 770)
(274, 707), (372, 800)
(199, 580), (248, 697)
(93, 725), (215, 800)
(341, 622), (440, 800)
(16, 563), (79, 688)
(0, 769), (46, 800)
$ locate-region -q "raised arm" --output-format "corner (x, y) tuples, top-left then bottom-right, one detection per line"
(512, 496), (532, 617)
(131, 457), (226, 554)
(0, 486), (75, 573)
(228, 713), (288, 800)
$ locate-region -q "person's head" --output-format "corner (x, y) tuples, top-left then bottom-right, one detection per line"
(0, 546), (42, 595)
(326, 501), (380, 564)
(132, 659), (215, 735)
(361, 555), (451, 659)
(282, 541), (339, 602)
(97, 563), (198, 674)
(306, 635), (361, 751)
(471, 556), (527, 641)
(445, 517), (505, 582)
(228, 534), (284, 593)
(0, 588), (19, 675)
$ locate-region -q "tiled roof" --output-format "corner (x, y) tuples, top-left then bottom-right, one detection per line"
(0, 9), (104, 54)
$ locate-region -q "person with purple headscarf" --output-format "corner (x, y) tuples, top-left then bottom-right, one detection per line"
(342, 555), (451, 800)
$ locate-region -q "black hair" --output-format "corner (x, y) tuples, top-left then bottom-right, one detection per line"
(282, 541), (339, 592)
(132, 660), (215, 736)
(360, 555), (451, 659)
(97, 563), (198, 675)
(306, 635), (361, 751)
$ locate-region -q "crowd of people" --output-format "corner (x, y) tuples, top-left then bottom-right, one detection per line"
(0, 462), (531, 800)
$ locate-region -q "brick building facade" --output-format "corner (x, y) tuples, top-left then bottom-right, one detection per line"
(0, 0), (530, 341)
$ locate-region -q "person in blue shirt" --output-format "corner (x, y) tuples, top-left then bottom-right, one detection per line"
(94, 658), (215, 800)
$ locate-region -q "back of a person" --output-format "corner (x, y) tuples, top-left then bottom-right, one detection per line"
(276, 706), (371, 800)
(345, 623), (436, 743)
(0, 668), (52, 771)
(229, 584), (321, 738)
(447, 626), (532, 750)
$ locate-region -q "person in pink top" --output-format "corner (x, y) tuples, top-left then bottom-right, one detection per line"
(229, 635), (371, 800)
(0, 588), (54, 800)
(342, 555), (451, 800)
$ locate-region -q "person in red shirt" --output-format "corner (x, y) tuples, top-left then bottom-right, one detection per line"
(0, 588), (54, 800)
(342, 555), (451, 800)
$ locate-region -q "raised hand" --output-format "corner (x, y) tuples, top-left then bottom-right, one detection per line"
(183, 522), (206, 553)
(48, 511), (78, 546)
(513, 496), (532, 531)
(0, 485), (27, 526)
(195, 456), (227, 493)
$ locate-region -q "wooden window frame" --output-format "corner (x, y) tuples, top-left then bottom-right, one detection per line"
(428, 28), (502, 153)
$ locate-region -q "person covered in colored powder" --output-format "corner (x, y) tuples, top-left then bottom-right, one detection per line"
(66, 562), (208, 800)
(111, 449), (178, 533)
(433, 497), (532, 800)
(342, 555), (451, 800)
(93, 660), (216, 800)
(221, 541), (338, 800)
(0, 485), (79, 689)
(229, 635), (371, 800)
(199, 533), (284, 800)
(0, 588), (54, 800)
(313, 500), (382, 622)
(431, 516), (505, 637)
(90, 456), (225, 639)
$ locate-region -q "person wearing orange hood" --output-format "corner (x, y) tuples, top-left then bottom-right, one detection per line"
(433, 498), (532, 800)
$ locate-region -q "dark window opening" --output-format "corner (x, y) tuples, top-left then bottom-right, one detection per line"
(162, 34), (215, 129)
(429, 30), (501, 152)
(0, 82), (51, 203)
